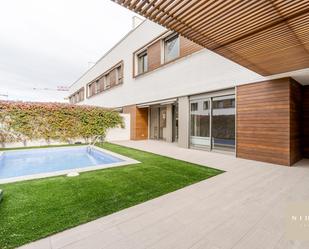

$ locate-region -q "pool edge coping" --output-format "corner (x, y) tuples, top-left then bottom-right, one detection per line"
(0, 145), (141, 184)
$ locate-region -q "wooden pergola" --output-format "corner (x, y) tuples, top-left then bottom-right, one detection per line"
(112, 0), (309, 76)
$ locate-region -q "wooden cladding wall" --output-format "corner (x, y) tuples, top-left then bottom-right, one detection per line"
(147, 40), (161, 71)
(237, 78), (302, 166)
(180, 36), (203, 58)
(303, 86), (309, 158)
(110, 69), (116, 87)
(290, 79), (303, 164)
(123, 105), (148, 140)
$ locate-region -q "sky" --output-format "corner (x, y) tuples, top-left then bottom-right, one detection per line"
(0, 0), (141, 102)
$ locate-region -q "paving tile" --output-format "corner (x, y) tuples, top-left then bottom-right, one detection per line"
(18, 238), (51, 249)
(59, 227), (124, 249)
(17, 140), (309, 249)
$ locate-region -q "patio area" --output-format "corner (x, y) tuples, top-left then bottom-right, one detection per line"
(19, 140), (309, 249)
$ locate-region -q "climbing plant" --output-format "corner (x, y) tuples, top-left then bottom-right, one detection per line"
(0, 101), (124, 143)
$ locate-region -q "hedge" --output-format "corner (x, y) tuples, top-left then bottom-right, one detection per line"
(0, 101), (124, 144)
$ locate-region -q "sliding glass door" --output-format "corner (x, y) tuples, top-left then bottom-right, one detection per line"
(212, 95), (235, 151)
(189, 93), (235, 152)
(190, 99), (211, 149)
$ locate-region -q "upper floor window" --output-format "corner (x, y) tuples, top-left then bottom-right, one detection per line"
(86, 61), (123, 98)
(69, 87), (84, 104)
(164, 34), (179, 63)
(105, 74), (111, 89)
(95, 80), (100, 94)
(137, 50), (148, 74)
(191, 102), (198, 111)
(116, 65), (123, 85)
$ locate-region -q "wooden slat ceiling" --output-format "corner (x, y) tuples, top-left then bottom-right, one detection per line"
(112, 0), (309, 76)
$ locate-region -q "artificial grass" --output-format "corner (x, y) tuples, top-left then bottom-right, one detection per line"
(0, 143), (223, 249)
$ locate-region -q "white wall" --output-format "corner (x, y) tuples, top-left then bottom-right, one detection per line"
(105, 114), (130, 141)
(69, 20), (309, 109)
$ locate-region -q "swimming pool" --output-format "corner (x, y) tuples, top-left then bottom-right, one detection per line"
(0, 146), (139, 183)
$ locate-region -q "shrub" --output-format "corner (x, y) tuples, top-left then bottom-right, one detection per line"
(0, 101), (124, 143)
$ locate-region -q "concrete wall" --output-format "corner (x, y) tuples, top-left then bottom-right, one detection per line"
(105, 114), (130, 142)
(178, 96), (190, 148)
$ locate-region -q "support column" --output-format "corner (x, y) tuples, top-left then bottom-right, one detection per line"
(165, 104), (173, 143)
(178, 96), (190, 148)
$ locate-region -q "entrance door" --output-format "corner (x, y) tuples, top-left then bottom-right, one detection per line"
(150, 107), (159, 139)
(149, 106), (167, 140)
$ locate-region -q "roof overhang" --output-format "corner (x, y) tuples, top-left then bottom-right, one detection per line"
(112, 0), (309, 76)
(137, 98), (177, 108)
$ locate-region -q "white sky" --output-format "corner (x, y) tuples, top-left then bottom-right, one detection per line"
(0, 0), (141, 102)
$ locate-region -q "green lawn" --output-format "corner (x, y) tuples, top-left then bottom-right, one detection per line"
(0, 143), (223, 249)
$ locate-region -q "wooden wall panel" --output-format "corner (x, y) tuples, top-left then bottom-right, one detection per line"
(180, 36), (203, 58)
(109, 69), (116, 87)
(123, 105), (148, 140)
(237, 78), (303, 166)
(303, 86), (309, 158)
(147, 40), (161, 71)
(289, 79), (303, 164)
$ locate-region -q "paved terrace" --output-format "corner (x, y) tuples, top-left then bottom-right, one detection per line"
(20, 140), (309, 249)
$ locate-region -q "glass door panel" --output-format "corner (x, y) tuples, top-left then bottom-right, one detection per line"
(159, 107), (167, 140)
(190, 99), (211, 149)
(211, 95), (235, 151)
(150, 107), (159, 139)
(172, 104), (179, 142)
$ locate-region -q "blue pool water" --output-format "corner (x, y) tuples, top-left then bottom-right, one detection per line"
(0, 146), (123, 180)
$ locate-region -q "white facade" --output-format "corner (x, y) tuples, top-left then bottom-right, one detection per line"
(68, 20), (309, 108)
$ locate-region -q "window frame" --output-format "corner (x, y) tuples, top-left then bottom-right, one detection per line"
(163, 33), (180, 63)
(69, 87), (84, 104)
(85, 61), (123, 99)
(137, 50), (148, 75)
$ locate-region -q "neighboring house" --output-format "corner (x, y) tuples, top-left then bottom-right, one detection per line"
(68, 19), (309, 166)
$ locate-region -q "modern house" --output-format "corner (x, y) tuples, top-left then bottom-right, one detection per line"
(68, 2), (309, 167)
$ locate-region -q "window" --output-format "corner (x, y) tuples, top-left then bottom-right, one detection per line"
(89, 83), (95, 97)
(191, 102), (198, 111)
(203, 101), (209, 110)
(116, 65), (123, 84)
(86, 61), (123, 98)
(79, 89), (84, 101)
(105, 74), (110, 89)
(164, 34), (179, 62)
(98, 77), (104, 92)
(95, 80), (100, 94)
(137, 50), (148, 74)
(69, 87), (84, 104)
(212, 98), (235, 109)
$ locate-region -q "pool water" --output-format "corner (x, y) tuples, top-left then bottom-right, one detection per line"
(0, 146), (123, 180)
